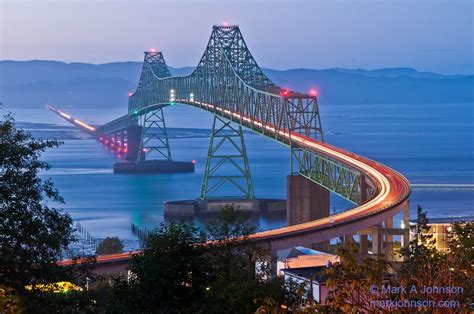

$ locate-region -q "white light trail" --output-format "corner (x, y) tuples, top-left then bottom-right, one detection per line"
(73, 119), (95, 131)
(59, 112), (72, 119)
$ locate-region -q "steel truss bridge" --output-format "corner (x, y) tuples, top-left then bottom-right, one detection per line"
(52, 25), (411, 256)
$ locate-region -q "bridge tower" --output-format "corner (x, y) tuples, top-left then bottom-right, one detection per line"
(200, 114), (254, 200)
(103, 50), (194, 173)
(132, 50), (173, 163)
(197, 25), (267, 201)
(286, 94), (324, 174)
(137, 106), (172, 161)
(285, 94), (330, 246)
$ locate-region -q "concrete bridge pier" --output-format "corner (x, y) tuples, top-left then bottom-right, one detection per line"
(401, 203), (410, 249)
(359, 234), (369, 254)
(286, 175), (330, 226)
(384, 217), (394, 259)
(353, 202), (410, 261)
(344, 234), (355, 244)
(116, 129), (125, 147)
(287, 175), (330, 251)
(371, 224), (383, 255)
(125, 125), (143, 161)
(113, 115), (194, 173)
(108, 133), (115, 146)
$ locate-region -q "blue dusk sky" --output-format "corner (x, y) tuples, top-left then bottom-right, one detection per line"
(0, 0), (473, 74)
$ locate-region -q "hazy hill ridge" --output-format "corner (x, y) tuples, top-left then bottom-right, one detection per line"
(0, 60), (472, 108)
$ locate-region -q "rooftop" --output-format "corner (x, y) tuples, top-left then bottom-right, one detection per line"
(281, 266), (327, 282)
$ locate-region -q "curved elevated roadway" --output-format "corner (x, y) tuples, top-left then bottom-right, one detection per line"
(54, 25), (411, 265)
(173, 99), (411, 252)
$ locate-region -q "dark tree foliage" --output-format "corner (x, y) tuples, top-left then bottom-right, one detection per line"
(257, 207), (473, 313)
(206, 205), (257, 239)
(397, 206), (473, 313)
(107, 222), (210, 313)
(399, 205), (438, 268)
(0, 115), (92, 312)
(203, 206), (285, 314)
(106, 207), (285, 314)
(0, 115), (73, 286)
(447, 220), (473, 264)
(320, 243), (391, 313)
(96, 236), (124, 255)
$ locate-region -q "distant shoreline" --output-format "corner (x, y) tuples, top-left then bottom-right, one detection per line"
(1, 60), (473, 108)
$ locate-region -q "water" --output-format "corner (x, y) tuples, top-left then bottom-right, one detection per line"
(5, 102), (473, 240)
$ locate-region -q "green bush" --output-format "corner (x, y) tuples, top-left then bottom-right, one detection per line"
(96, 237), (124, 255)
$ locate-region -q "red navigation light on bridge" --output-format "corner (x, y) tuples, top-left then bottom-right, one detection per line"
(149, 48), (157, 53)
(192, 160), (196, 164)
(222, 21), (229, 27)
(128, 92), (133, 97)
(280, 89), (290, 97)
(309, 89), (318, 97)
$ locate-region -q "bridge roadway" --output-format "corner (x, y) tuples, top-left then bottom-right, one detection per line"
(174, 99), (411, 253)
(53, 99), (410, 271)
(52, 25), (410, 271)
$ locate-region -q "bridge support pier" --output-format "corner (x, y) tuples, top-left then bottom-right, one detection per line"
(125, 125), (143, 161)
(344, 234), (354, 244)
(110, 107), (194, 173)
(371, 224), (382, 255)
(401, 204), (410, 249)
(286, 175), (330, 226)
(117, 130), (126, 147)
(385, 217), (394, 260)
(138, 107), (172, 161)
(359, 234), (368, 255)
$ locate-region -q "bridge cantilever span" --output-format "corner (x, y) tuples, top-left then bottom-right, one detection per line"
(55, 25), (410, 266)
(123, 24), (411, 252)
(163, 99), (411, 251)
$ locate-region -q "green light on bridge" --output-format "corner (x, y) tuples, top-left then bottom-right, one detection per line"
(134, 110), (138, 114)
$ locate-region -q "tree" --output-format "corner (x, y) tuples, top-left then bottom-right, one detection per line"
(0, 115), (73, 287)
(96, 236), (124, 255)
(256, 280), (318, 313)
(203, 206), (285, 314)
(396, 206), (473, 313)
(257, 206), (473, 313)
(447, 220), (473, 263)
(0, 285), (23, 313)
(318, 243), (391, 313)
(0, 115), (90, 311)
(107, 222), (210, 313)
(399, 205), (439, 273)
(106, 206), (286, 313)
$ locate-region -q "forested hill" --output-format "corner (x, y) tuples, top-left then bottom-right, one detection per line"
(1, 60), (472, 108)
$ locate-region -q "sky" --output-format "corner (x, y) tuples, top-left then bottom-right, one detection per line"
(0, 0), (473, 74)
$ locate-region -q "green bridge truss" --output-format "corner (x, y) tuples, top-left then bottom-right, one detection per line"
(97, 25), (375, 205)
